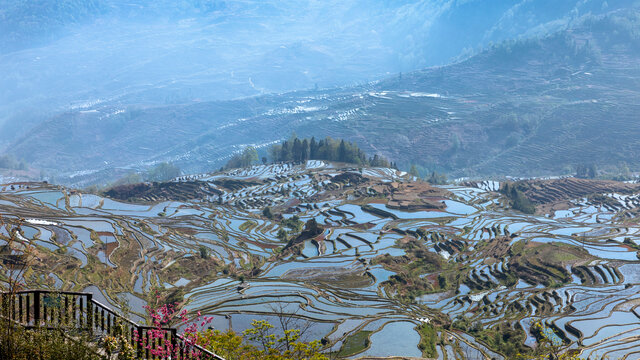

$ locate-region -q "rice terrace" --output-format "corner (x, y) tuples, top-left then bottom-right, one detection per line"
(3, 156), (640, 358)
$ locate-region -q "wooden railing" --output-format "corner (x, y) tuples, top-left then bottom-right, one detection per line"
(0, 290), (224, 360)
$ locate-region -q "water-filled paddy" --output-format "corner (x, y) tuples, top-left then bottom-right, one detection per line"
(4, 169), (640, 358)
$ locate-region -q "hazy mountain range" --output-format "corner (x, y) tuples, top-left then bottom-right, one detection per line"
(2, 1), (640, 184)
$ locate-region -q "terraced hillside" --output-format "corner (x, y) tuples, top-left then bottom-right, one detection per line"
(516, 178), (640, 204)
(499, 177), (640, 216)
(3, 162), (640, 358)
(7, 9), (640, 185)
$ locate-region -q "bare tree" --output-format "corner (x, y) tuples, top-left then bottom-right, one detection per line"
(268, 302), (313, 352)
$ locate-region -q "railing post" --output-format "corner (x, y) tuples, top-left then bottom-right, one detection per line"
(26, 293), (30, 325)
(87, 294), (93, 331)
(77, 295), (82, 327)
(33, 291), (41, 327)
(137, 326), (143, 359)
(180, 336), (185, 360)
(64, 294), (69, 326)
(18, 293), (23, 323)
(130, 325), (137, 356)
(171, 328), (177, 359)
(11, 292), (16, 321)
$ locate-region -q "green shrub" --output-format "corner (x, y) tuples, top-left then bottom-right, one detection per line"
(0, 321), (97, 360)
(416, 323), (437, 358)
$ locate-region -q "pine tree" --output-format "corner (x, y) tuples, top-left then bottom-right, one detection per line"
(292, 138), (302, 162)
(281, 141), (291, 162)
(310, 137), (318, 158)
(338, 140), (347, 162)
(301, 139), (309, 161)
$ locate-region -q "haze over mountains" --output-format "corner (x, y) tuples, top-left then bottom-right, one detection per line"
(2, 0), (640, 184)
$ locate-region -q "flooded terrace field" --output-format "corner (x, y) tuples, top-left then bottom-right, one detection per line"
(2, 163), (640, 359)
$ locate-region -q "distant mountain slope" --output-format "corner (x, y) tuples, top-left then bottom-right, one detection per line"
(8, 9), (640, 183)
(2, 0), (636, 147)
